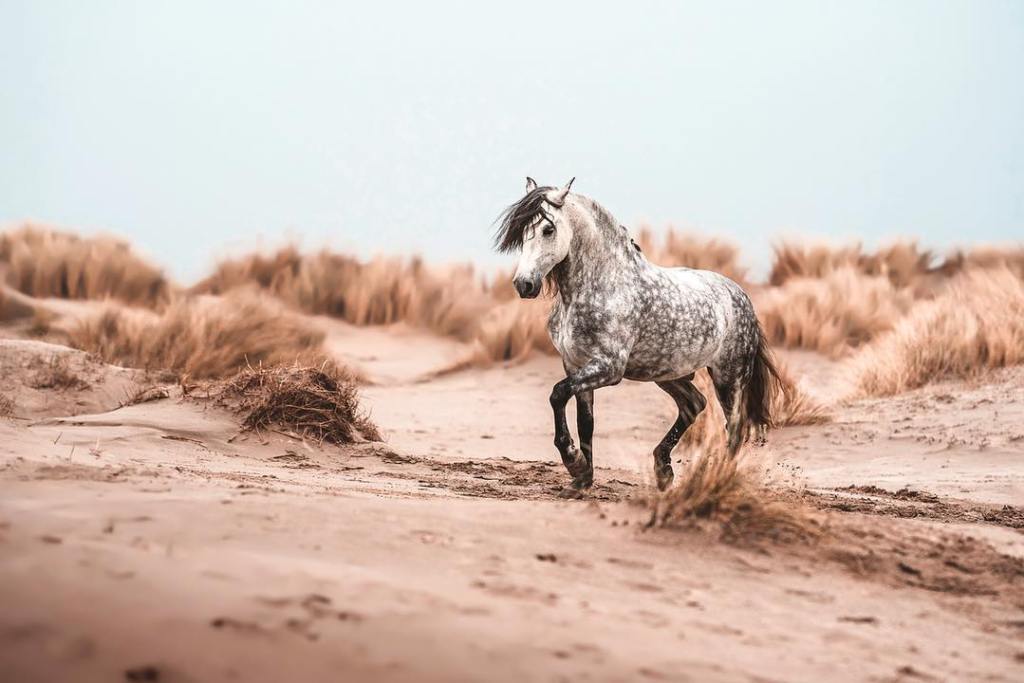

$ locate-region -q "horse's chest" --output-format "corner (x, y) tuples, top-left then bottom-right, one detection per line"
(548, 302), (626, 370)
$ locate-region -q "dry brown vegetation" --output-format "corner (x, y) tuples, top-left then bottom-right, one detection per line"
(755, 267), (913, 358)
(1, 225), (171, 307)
(68, 292), (327, 380)
(850, 267), (1024, 396)
(29, 354), (89, 391)
(635, 227), (747, 284)
(193, 247), (493, 340)
(207, 363), (380, 444)
(768, 240), (949, 289)
(6, 223), (1023, 397)
(466, 298), (555, 363)
(0, 393), (13, 418)
(646, 447), (816, 543)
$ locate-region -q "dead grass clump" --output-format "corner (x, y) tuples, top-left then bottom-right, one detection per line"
(30, 354), (90, 391)
(194, 248), (494, 341)
(773, 364), (831, 426)
(68, 292), (326, 379)
(756, 267), (912, 358)
(214, 364), (380, 444)
(635, 227), (747, 284)
(768, 240), (943, 290)
(0, 393), (13, 418)
(469, 298), (555, 363)
(851, 267), (1024, 396)
(647, 447), (816, 544)
(956, 245), (1024, 280)
(769, 242), (862, 286)
(0, 225), (171, 307)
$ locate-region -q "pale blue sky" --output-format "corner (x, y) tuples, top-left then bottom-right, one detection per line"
(2, 1), (1022, 282)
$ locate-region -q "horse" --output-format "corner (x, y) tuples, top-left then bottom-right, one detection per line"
(495, 177), (784, 495)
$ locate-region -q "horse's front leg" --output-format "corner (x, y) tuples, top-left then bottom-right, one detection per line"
(550, 362), (621, 492)
(575, 389), (595, 483)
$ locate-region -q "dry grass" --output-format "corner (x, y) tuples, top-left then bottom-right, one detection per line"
(193, 247), (493, 341)
(773, 374), (831, 427)
(635, 227), (747, 284)
(0, 393), (13, 418)
(13, 225), (1023, 387)
(68, 291), (327, 380)
(468, 298), (556, 363)
(646, 447), (815, 543)
(29, 354), (89, 391)
(209, 363), (380, 444)
(756, 267), (912, 358)
(955, 245), (1024, 280)
(851, 267), (1024, 396)
(768, 240), (941, 289)
(0, 225), (171, 307)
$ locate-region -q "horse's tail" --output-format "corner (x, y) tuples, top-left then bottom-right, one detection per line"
(741, 320), (786, 443)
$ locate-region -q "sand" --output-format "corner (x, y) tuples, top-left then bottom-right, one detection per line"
(1, 314), (1023, 682)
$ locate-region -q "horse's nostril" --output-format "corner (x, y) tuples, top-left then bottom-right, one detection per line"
(514, 278), (534, 298)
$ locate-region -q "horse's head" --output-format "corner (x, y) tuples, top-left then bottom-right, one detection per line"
(495, 177), (575, 299)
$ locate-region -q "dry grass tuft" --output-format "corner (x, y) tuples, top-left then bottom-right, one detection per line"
(773, 364), (832, 426)
(646, 447), (816, 544)
(30, 354), (90, 391)
(210, 363), (380, 444)
(955, 245), (1024, 280)
(851, 267), (1024, 396)
(769, 242), (862, 286)
(0, 393), (13, 418)
(756, 267), (912, 358)
(0, 225), (171, 307)
(768, 240), (941, 288)
(468, 298), (556, 363)
(194, 247), (493, 341)
(635, 227), (747, 284)
(68, 292), (327, 380)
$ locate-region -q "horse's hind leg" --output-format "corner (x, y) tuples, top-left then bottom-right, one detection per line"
(653, 375), (707, 491)
(709, 370), (745, 455)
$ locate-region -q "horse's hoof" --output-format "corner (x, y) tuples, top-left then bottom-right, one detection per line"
(557, 486), (585, 499)
(571, 470), (594, 491)
(655, 468), (674, 492)
(563, 447), (590, 479)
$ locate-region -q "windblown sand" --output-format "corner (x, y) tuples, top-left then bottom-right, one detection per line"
(1, 304), (1023, 682)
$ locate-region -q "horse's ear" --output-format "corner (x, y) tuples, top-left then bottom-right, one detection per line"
(549, 177), (575, 206)
(525, 176), (538, 193)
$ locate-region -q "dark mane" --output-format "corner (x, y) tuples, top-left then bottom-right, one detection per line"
(493, 186), (555, 253)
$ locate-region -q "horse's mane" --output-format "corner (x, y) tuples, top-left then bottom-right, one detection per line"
(494, 185), (556, 253)
(495, 187), (643, 260)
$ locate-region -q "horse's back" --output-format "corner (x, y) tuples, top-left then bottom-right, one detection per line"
(625, 265), (758, 381)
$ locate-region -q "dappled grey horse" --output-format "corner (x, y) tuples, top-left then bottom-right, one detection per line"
(495, 178), (783, 494)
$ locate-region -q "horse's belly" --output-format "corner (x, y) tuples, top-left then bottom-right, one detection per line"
(625, 328), (717, 382)
(623, 355), (703, 382)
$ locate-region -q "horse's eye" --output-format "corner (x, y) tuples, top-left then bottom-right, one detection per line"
(542, 225), (555, 237)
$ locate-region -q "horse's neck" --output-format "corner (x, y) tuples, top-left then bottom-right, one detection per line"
(553, 226), (641, 304)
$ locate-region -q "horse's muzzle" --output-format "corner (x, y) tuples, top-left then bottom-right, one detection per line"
(513, 276), (541, 299)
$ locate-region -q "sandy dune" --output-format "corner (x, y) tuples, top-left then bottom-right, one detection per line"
(1, 320), (1023, 682)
